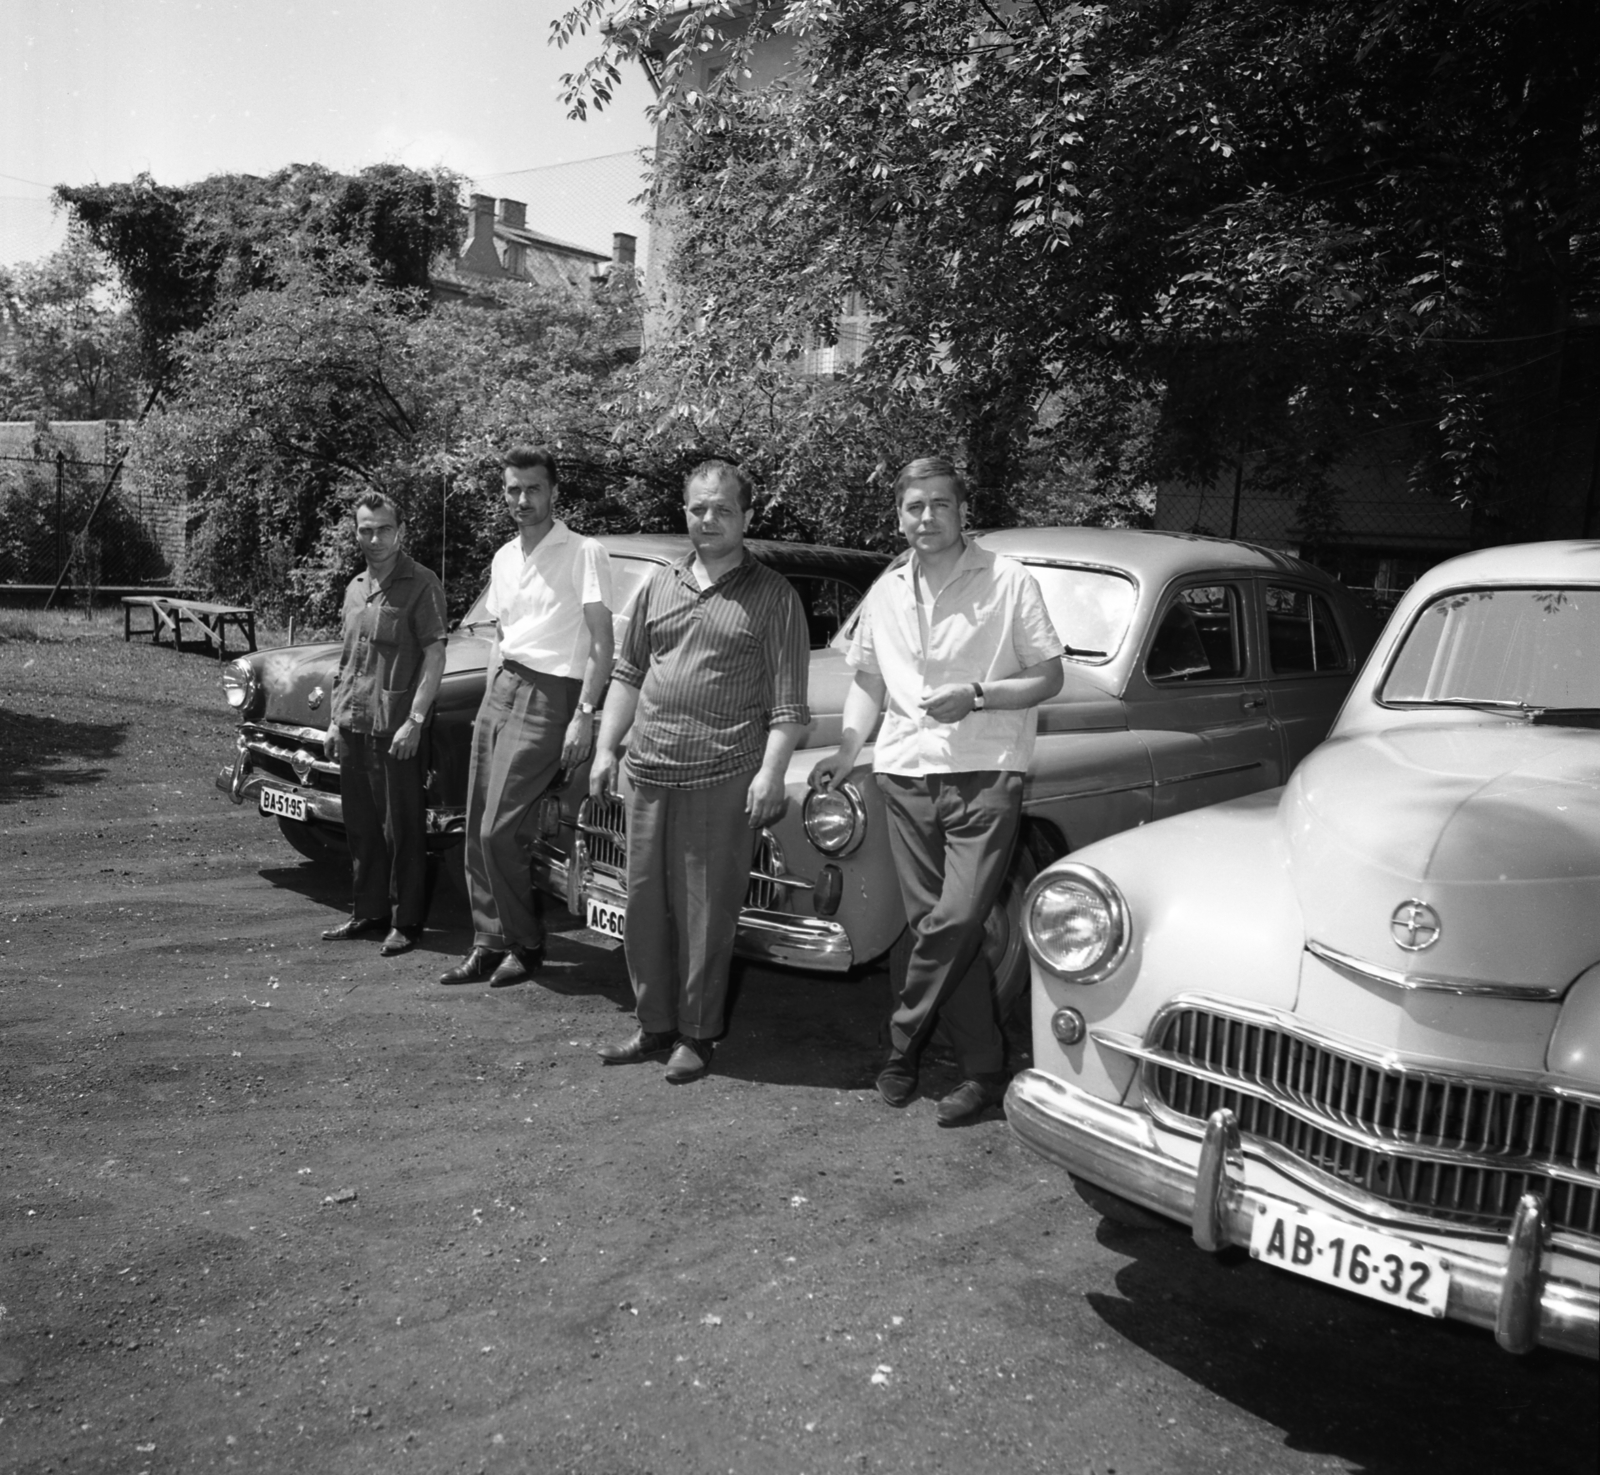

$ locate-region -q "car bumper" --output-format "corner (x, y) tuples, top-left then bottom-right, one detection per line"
(215, 762), (465, 844)
(536, 853), (856, 973)
(1005, 1068), (1600, 1360)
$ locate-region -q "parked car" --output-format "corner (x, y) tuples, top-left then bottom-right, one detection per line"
(553, 528), (1375, 1000)
(1005, 540), (1600, 1358)
(214, 534), (887, 864)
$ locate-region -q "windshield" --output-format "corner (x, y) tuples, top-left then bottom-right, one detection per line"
(1026, 565), (1139, 661)
(1381, 587), (1600, 710)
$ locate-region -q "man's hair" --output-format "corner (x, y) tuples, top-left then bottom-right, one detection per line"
(353, 490), (404, 525)
(504, 445), (560, 485)
(684, 458), (754, 511)
(892, 455), (968, 507)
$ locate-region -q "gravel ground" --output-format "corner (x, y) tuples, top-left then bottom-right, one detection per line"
(1, 610), (1592, 1475)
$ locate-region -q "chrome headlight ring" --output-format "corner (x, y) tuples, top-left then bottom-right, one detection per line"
(1022, 861), (1131, 984)
(221, 658), (261, 716)
(802, 781), (867, 857)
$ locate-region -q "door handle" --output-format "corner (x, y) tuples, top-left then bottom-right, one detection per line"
(1241, 695), (1265, 710)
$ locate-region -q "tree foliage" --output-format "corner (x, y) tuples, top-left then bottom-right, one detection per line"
(558, 0), (1600, 543)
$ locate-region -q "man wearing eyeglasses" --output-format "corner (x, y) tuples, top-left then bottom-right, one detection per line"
(591, 461), (810, 1083)
(322, 491), (449, 956)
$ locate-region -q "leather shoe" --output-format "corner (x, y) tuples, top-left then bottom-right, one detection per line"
(379, 926), (420, 957)
(597, 1028), (677, 1064)
(488, 946), (543, 988)
(322, 916), (388, 942)
(876, 1055), (918, 1108)
(437, 947), (505, 985)
(936, 1072), (1010, 1127)
(664, 1036), (713, 1084)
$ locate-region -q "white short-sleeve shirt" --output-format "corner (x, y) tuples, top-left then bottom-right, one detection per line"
(846, 540), (1063, 775)
(486, 521), (613, 677)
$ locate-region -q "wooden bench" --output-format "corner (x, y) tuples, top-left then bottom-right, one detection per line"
(122, 596), (257, 660)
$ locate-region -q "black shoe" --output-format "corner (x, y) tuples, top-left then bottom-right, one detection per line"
(664, 1035), (714, 1084)
(437, 947), (505, 985)
(936, 1072), (1009, 1127)
(322, 916), (388, 942)
(876, 1055), (919, 1108)
(488, 946), (543, 988)
(597, 1028), (677, 1064)
(379, 926), (421, 957)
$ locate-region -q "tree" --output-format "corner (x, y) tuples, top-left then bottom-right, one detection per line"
(0, 234), (143, 420)
(558, 1), (1600, 543)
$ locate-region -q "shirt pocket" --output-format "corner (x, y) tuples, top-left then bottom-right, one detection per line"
(372, 606), (404, 648)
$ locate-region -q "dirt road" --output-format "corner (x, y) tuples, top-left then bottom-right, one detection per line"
(1, 615), (1591, 1474)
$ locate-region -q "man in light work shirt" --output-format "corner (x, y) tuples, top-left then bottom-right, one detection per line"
(323, 492), (449, 957)
(591, 460), (810, 1083)
(810, 456), (1063, 1125)
(438, 446), (614, 988)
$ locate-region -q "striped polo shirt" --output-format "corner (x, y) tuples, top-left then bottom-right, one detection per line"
(614, 551), (811, 789)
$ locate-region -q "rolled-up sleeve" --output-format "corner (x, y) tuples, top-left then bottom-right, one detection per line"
(843, 594), (880, 676)
(1010, 568), (1065, 668)
(766, 584), (811, 727)
(414, 578), (449, 647)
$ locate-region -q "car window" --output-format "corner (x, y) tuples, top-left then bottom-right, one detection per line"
(1265, 585), (1349, 675)
(1147, 584), (1245, 682)
(1381, 587), (1600, 709)
(784, 575), (871, 650)
(1025, 565), (1139, 661)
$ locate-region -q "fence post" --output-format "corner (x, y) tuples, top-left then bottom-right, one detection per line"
(55, 451), (66, 583)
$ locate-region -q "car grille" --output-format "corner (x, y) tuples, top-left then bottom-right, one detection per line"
(1144, 1005), (1600, 1241)
(242, 722), (340, 794)
(576, 795), (785, 908)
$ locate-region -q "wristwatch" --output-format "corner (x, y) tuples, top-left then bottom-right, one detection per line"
(971, 683), (986, 711)
(579, 700), (597, 716)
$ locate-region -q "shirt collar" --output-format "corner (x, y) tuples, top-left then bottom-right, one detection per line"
(368, 551), (416, 593)
(895, 536), (990, 589)
(673, 547), (755, 589)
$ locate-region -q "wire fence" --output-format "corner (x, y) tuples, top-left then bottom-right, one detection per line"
(0, 447), (184, 597)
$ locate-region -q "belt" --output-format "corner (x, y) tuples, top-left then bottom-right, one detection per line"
(499, 657), (559, 684)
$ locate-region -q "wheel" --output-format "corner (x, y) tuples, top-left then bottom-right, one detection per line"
(276, 816), (348, 864)
(984, 829), (1054, 1018)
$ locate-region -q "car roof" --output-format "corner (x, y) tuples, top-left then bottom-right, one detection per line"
(973, 526), (1331, 585)
(1404, 540), (1600, 595)
(598, 532), (888, 578)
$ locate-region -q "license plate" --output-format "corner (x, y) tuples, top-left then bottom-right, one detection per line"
(259, 787), (307, 823)
(1249, 1200), (1450, 1318)
(585, 895), (626, 942)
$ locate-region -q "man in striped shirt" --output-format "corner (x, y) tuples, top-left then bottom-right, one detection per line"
(591, 461), (811, 1083)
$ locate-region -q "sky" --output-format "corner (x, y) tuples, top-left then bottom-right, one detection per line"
(0, 0), (657, 267)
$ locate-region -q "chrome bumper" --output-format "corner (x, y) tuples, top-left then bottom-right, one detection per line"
(215, 761), (465, 841)
(533, 848), (855, 973)
(1005, 1069), (1600, 1360)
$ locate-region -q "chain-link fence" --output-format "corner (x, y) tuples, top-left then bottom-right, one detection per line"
(0, 427), (185, 598)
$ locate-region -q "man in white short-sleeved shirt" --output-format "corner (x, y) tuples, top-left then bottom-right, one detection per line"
(810, 456), (1063, 1125)
(438, 446), (614, 988)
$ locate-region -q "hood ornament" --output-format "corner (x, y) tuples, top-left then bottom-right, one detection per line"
(308, 685), (325, 710)
(1390, 900), (1441, 952)
(291, 748), (317, 785)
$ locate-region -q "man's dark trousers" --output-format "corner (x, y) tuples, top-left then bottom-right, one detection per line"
(339, 726), (429, 929)
(876, 770), (1022, 1075)
(464, 663), (579, 952)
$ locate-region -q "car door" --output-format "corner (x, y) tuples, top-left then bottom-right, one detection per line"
(1127, 578), (1280, 818)
(1259, 579), (1356, 772)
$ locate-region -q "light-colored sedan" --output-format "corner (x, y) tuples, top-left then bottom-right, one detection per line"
(1006, 540), (1600, 1358)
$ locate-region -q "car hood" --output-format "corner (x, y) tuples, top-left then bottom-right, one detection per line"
(1282, 722), (1600, 993)
(254, 641), (342, 727)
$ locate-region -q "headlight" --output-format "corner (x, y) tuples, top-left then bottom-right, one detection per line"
(803, 782), (866, 856)
(1023, 862), (1130, 983)
(221, 658), (260, 715)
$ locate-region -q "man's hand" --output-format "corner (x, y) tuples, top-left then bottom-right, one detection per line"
(808, 752), (852, 792)
(920, 682), (978, 724)
(389, 719), (422, 760)
(325, 726), (342, 762)
(590, 747), (620, 800)
(746, 768), (787, 829)
(561, 710), (595, 769)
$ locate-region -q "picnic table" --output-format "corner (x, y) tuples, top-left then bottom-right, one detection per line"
(122, 596), (257, 660)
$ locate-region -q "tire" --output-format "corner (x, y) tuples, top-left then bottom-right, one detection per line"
(276, 816), (348, 864)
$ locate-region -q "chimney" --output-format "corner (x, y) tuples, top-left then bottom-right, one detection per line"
(460, 192), (505, 277)
(612, 232), (637, 269)
(497, 198), (527, 230)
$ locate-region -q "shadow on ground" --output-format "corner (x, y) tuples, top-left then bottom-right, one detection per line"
(1082, 1217), (1594, 1475)
(0, 707), (127, 803)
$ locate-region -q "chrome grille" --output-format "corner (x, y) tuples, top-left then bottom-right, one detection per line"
(1146, 1006), (1600, 1239)
(575, 798), (785, 909)
(242, 724), (340, 793)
